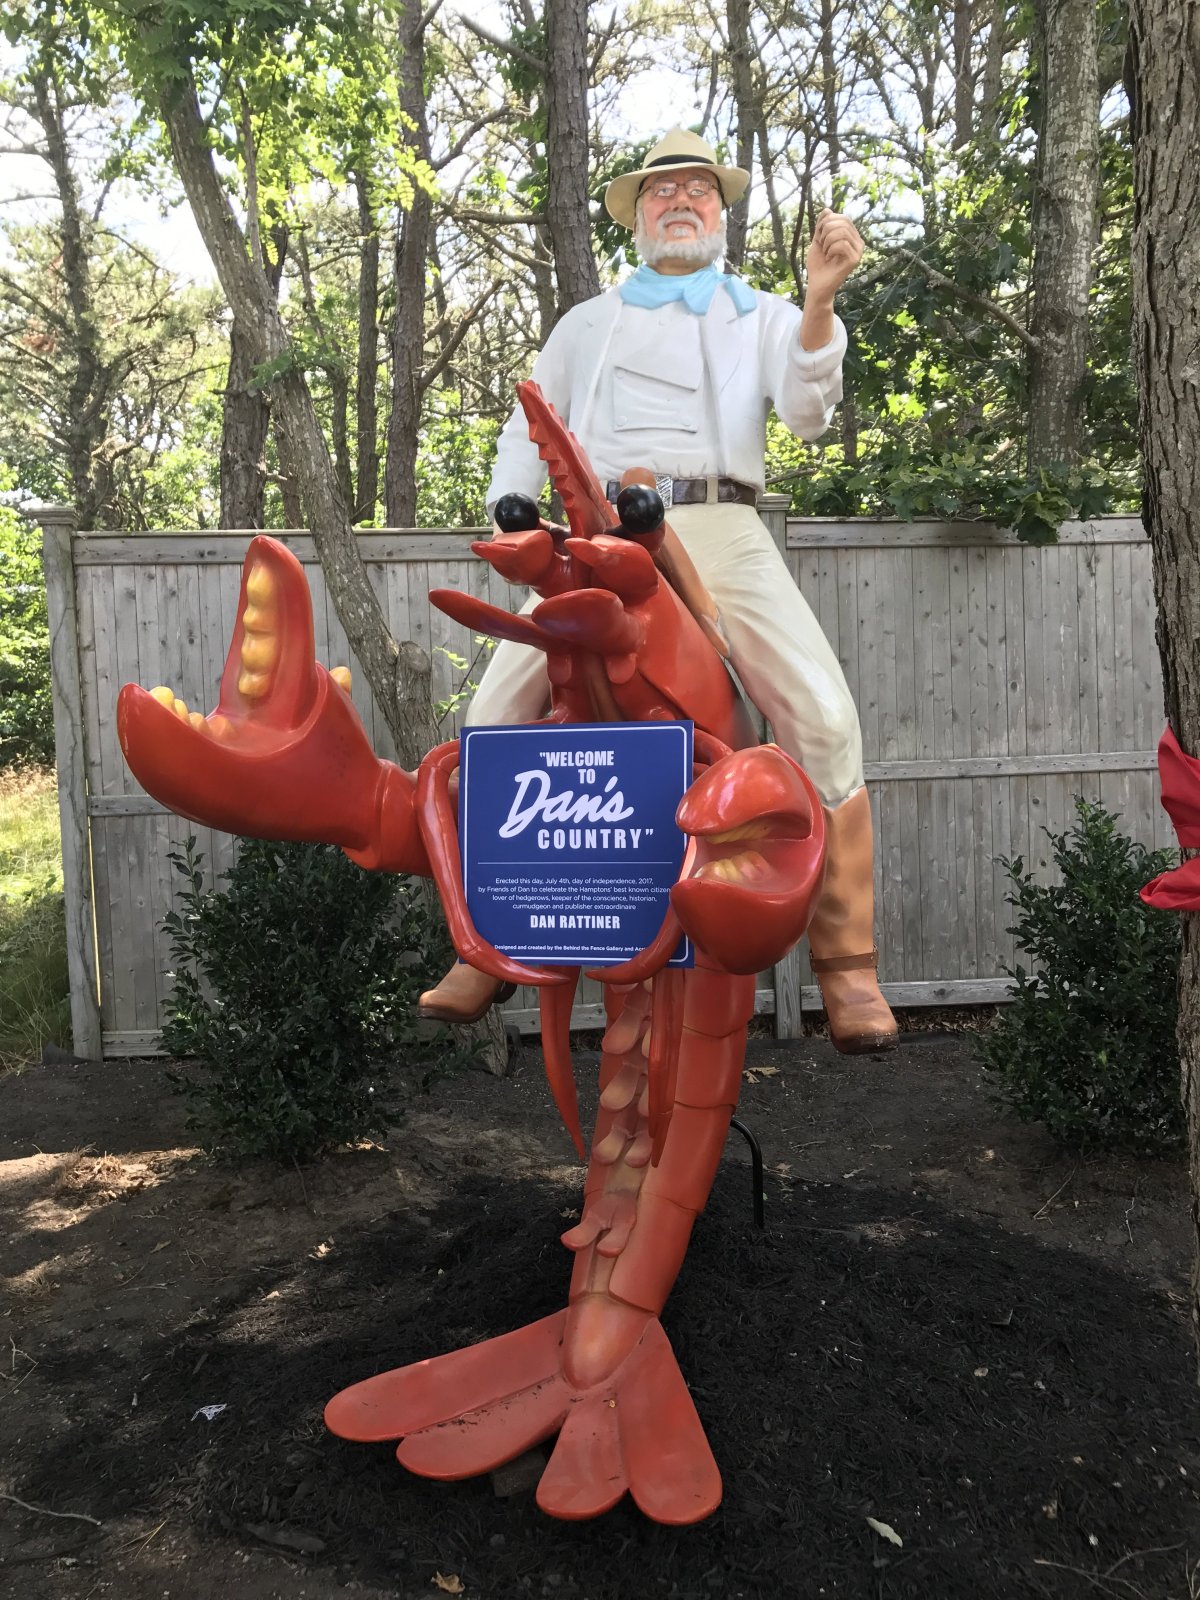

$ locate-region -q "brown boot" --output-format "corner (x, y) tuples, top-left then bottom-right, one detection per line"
(807, 787), (898, 1055)
(418, 962), (515, 1024)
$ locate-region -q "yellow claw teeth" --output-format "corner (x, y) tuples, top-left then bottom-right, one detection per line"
(188, 711), (206, 731)
(245, 563), (273, 606)
(208, 714), (231, 740)
(242, 604), (272, 632)
(238, 669), (271, 699)
(150, 685), (176, 708)
(706, 820), (774, 845)
(695, 851), (770, 885)
(240, 634), (276, 672)
(695, 859), (728, 883)
(173, 699), (189, 722)
(330, 665), (352, 692)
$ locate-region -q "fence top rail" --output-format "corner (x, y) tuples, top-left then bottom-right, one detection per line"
(786, 515), (1146, 548)
(70, 529), (490, 565)
(63, 512), (1146, 562)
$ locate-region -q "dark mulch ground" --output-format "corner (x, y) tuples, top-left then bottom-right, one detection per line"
(1, 1033), (1198, 1599)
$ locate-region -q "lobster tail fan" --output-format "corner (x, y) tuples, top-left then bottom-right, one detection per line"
(540, 968), (586, 1158)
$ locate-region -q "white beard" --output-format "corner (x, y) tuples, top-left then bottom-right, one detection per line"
(634, 208), (727, 268)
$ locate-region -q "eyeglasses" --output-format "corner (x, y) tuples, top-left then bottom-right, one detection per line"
(641, 178), (721, 202)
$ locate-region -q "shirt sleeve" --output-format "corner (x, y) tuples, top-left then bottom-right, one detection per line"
(485, 314), (576, 517)
(760, 298), (848, 443)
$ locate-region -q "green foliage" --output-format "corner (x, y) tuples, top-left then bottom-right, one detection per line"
(417, 398), (500, 526)
(0, 767), (69, 1068)
(161, 836), (477, 1161)
(0, 496), (53, 768)
(773, 431), (1123, 544)
(976, 801), (1183, 1153)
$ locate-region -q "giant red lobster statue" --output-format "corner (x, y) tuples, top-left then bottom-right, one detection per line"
(118, 385), (827, 1526)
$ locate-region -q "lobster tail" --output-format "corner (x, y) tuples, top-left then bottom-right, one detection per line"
(647, 967), (686, 1164)
(539, 968), (585, 1159)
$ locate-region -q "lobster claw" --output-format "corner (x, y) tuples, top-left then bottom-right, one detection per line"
(670, 747), (827, 974)
(518, 381), (612, 542)
(117, 536), (428, 875)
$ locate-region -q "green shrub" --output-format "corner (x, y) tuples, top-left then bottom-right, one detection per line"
(976, 799), (1183, 1152)
(0, 766), (69, 1069)
(0, 507), (54, 769)
(162, 837), (478, 1160)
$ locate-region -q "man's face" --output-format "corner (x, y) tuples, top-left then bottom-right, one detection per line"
(637, 166), (723, 244)
(634, 166), (726, 268)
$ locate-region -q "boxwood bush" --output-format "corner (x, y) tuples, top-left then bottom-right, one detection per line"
(976, 799), (1182, 1152)
(162, 836), (477, 1160)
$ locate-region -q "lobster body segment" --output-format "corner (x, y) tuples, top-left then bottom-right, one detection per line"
(116, 383), (828, 1525)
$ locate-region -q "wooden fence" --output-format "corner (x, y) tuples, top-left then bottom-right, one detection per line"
(32, 500), (1167, 1061)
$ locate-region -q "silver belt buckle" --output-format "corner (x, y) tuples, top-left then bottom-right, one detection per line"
(655, 473), (674, 510)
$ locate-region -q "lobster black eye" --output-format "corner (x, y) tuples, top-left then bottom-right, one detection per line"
(615, 485), (665, 536)
(492, 492), (542, 533)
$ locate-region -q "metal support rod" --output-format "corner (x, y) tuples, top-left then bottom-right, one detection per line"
(727, 1115), (765, 1229)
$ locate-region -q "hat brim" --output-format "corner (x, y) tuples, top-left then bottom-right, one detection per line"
(603, 159), (750, 230)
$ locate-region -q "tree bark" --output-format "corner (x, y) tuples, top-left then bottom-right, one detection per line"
(220, 319), (271, 527)
(978, 0), (1010, 137)
(354, 168), (380, 523)
(724, 0), (756, 272)
(819, 0), (845, 209)
(543, 0), (599, 320)
(952, 0), (974, 148)
(159, 75), (438, 769)
(385, 1), (434, 528)
(1027, 0), (1100, 469)
(32, 66), (104, 527)
(1128, 0), (1200, 1371)
(220, 223), (286, 528)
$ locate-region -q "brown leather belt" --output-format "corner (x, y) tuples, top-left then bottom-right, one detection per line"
(604, 476), (757, 508)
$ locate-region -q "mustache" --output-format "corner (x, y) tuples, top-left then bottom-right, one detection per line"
(655, 210), (705, 232)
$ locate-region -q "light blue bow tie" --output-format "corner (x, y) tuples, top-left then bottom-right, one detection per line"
(618, 263), (756, 317)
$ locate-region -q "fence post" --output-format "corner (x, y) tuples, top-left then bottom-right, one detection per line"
(757, 492), (792, 559)
(28, 504), (103, 1060)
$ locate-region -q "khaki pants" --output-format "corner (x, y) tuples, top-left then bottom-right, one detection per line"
(465, 502), (864, 807)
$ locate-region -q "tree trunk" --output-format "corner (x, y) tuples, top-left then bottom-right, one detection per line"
(32, 67), (104, 527)
(756, 121), (787, 267)
(952, 0), (974, 148)
(159, 75), (438, 769)
(1027, 0), (1100, 469)
(220, 319), (270, 527)
(354, 170), (380, 524)
(543, 0), (599, 320)
(532, 223), (559, 345)
(221, 230), (286, 529)
(384, 3), (433, 528)
(819, 0), (845, 209)
(1128, 0), (1200, 1371)
(724, 0), (756, 272)
(978, 0), (1010, 137)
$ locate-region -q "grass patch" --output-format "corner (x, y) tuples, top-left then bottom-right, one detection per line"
(0, 766), (70, 1070)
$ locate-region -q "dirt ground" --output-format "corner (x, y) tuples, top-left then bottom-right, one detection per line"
(2, 1028), (1198, 1600)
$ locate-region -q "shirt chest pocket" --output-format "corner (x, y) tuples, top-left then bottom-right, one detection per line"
(612, 339), (704, 434)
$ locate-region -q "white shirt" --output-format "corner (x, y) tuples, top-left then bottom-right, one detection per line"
(486, 284), (847, 510)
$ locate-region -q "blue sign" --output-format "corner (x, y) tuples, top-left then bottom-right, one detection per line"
(459, 722), (694, 967)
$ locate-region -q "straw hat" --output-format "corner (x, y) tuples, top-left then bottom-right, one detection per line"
(603, 127), (749, 231)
